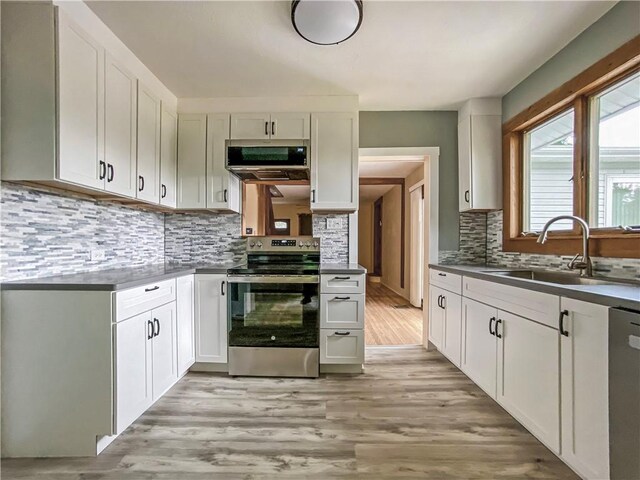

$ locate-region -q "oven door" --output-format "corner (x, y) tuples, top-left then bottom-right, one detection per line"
(227, 276), (319, 348)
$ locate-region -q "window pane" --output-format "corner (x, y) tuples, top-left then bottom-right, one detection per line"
(589, 72), (640, 228)
(523, 109), (575, 232)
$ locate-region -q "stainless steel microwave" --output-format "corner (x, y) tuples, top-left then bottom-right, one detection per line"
(225, 141), (309, 181)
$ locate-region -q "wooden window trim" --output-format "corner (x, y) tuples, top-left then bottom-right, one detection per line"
(502, 35), (640, 259)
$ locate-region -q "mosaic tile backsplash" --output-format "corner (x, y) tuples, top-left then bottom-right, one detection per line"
(164, 212), (245, 265)
(313, 214), (350, 263)
(1, 182), (165, 281)
(1, 182), (351, 281)
(439, 209), (639, 281)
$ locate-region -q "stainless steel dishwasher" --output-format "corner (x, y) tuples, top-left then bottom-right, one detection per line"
(609, 307), (640, 480)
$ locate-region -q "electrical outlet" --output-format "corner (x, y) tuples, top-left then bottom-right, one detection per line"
(326, 217), (342, 230)
(90, 249), (106, 262)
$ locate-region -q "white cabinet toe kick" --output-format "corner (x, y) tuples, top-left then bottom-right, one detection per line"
(428, 268), (611, 480)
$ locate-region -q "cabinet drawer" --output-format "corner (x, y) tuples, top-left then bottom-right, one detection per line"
(320, 294), (364, 329)
(115, 279), (176, 322)
(320, 329), (365, 365)
(463, 277), (559, 329)
(320, 274), (365, 294)
(429, 269), (462, 295)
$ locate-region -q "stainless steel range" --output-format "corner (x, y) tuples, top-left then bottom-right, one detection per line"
(226, 236), (320, 378)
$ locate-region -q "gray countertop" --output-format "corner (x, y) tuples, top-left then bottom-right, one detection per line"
(429, 264), (640, 311)
(1, 262), (367, 291)
(1, 263), (239, 292)
(319, 263), (367, 274)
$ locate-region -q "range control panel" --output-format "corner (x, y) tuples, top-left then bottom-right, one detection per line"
(246, 236), (320, 252)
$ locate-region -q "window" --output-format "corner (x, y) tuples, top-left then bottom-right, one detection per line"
(273, 219), (291, 235)
(588, 72), (640, 228)
(523, 109), (575, 232)
(502, 38), (640, 258)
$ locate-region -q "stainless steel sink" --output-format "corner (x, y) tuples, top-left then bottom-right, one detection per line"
(485, 270), (635, 286)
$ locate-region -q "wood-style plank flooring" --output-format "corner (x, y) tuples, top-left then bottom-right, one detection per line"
(365, 281), (423, 345)
(2, 347), (577, 479)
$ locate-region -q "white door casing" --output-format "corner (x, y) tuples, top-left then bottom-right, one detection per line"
(410, 185), (424, 308)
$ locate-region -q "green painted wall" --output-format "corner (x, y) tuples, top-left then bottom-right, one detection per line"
(359, 111), (459, 250)
(503, 1), (640, 121)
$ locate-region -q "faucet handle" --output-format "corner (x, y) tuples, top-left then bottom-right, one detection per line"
(568, 253), (587, 270)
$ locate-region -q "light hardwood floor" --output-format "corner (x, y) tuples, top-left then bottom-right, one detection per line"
(365, 281), (423, 345)
(2, 347), (577, 479)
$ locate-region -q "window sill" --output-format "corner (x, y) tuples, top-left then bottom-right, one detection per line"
(502, 233), (640, 258)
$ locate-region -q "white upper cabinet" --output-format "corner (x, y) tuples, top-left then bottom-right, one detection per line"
(458, 98), (502, 212)
(57, 11), (105, 190)
(560, 298), (610, 480)
(136, 83), (162, 203)
(230, 113), (310, 140)
(270, 113), (310, 140)
(160, 108), (178, 208)
(104, 54), (137, 197)
(177, 114), (207, 209)
(207, 114), (241, 212)
(230, 113), (271, 140)
(310, 112), (358, 212)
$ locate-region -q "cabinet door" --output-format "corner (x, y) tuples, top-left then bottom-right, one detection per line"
(160, 108), (177, 208)
(442, 292), (462, 367)
(270, 113), (310, 140)
(230, 113), (270, 140)
(428, 286), (444, 350)
(136, 83), (161, 203)
(310, 112), (358, 212)
(458, 117), (471, 211)
(177, 114), (207, 209)
(560, 298), (609, 479)
(461, 298), (497, 397)
(497, 310), (560, 453)
(151, 302), (177, 399)
(104, 54), (137, 197)
(207, 114), (239, 212)
(320, 294), (365, 329)
(114, 311), (153, 434)
(57, 12), (104, 190)
(176, 275), (195, 375)
(195, 275), (228, 363)
(320, 329), (365, 364)
(470, 115), (502, 210)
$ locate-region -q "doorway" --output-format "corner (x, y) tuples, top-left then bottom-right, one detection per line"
(373, 197), (383, 277)
(409, 185), (424, 308)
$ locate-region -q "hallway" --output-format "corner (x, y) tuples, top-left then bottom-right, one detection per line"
(365, 281), (423, 345)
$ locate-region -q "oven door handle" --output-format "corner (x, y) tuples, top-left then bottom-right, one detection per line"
(226, 275), (319, 284)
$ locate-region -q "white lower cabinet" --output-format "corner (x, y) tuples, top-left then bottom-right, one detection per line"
(195, 274), (228, 363)
(320, 329), (364, 364)
(429, 285), (462, 366)
(496, 310), (560, 453)
(320, 294), (364, 329)
(461, 297), (498, 397)
(560, 298), (610, 480)
(150, 302), (178, 399)
(176, 275), (196, 375)
(114, 311), (153, 435)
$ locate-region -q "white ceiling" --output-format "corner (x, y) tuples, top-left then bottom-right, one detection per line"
(360, 184), (395, 203)
(87, 1), (615, 110)
(359, 160), (423, 178)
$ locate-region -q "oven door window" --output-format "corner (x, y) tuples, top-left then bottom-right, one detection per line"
(228, 282), (319, 348)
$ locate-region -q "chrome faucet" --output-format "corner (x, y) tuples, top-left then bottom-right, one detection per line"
(537, 215), (593, 277)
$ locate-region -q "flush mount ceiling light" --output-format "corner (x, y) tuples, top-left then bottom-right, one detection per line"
(291, 0), (363, 45)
